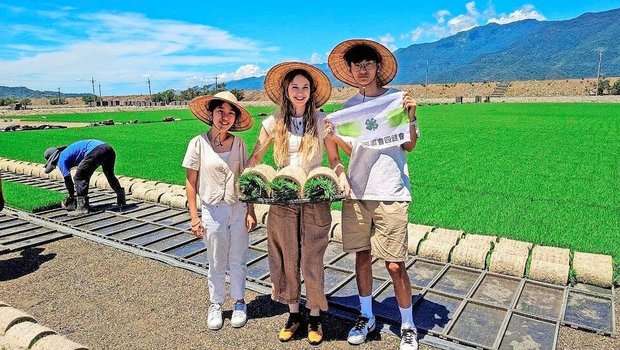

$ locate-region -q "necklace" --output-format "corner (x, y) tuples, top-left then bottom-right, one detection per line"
(209, 131), (229, 148)
(292, 117), (304, 132)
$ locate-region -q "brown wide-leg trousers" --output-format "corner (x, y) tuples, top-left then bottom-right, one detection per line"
(266, 202), (331, 311)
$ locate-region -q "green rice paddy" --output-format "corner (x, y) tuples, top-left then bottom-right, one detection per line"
(1, 102), (618, 261)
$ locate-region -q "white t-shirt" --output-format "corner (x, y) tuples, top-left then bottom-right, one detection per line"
(343, 88), (415, 202)
(182, 133), (247, 205)
(262, 111), (326, 173)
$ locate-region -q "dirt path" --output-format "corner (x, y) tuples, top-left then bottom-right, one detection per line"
(0, 238), (438, 350)
(0, 237), (617, 350)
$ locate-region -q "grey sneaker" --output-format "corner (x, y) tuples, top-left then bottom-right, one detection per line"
(400, 328), (419, 350)
(207, 303), (223, 330)
(230, 301), (248, 328)
(347, 315), (376, 345)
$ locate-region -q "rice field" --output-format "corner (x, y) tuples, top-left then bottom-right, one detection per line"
(0, 102), (618, 261)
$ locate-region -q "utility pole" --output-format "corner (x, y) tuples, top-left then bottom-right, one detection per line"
(98, 84), (102, 102)
(147, 78), (152, 101)
(214, 76), (218, 93)
(425, 60), (429, 99)
(57, 88), (61, 105)
(90, 78), (96, 103)
(596, 48), (603, 96)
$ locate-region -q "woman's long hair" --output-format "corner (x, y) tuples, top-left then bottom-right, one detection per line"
(273, 69), (320, 167)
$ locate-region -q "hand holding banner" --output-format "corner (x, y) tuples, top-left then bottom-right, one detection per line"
(326, 91), (410, 149)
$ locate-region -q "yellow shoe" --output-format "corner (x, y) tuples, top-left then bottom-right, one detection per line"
(307, 316), (323, 345)
(278, 313), (301, 342)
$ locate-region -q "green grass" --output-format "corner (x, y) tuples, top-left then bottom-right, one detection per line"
(1, 102), (619, 262)
(5, 104), (341, 124)
(2, 180), (65, 212)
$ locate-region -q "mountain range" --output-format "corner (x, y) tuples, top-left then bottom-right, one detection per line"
(2, 8), (619, 97)
(226, 8), (620, 90)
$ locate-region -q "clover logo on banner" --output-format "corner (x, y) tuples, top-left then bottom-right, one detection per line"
(365, 118), (378, 131)
(326, 91), (412, 150)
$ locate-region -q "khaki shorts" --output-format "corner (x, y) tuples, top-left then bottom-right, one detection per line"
(342, 199), (409, 262)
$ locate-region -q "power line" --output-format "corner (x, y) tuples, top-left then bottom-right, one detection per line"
(147, 78), (152, 100)
(91, 77), (96, 102)
(596, 48), (603, 96)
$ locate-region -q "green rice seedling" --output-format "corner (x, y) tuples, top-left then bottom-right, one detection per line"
(271, 178), (299, 201)
(3, 181), (65, 212)
(303, 176), (337, 201)
(238, 172), (269, 200)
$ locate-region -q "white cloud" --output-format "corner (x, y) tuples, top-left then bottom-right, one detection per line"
(405, 2), (545, 43)
(488, 4), (546, 24)
(0, 11), (272, 93)
(220, 64), (265, 81)
(465, 1), (480, 17)
(447, 14), (478, 34)
(310, 53), (322, 64)
(378, 33), (397, 51)
(434, 10), (451, 24)
(184, 64), (265, 87)
(410, 28), (425, 42)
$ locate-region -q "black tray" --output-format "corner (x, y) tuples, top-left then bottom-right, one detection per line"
(241, 194), (346, 205)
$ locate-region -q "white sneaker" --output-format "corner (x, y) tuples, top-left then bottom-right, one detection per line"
(347, 315), (376, 345)
(230, 301), (248, 328)
(400, 328), (419, 350)
(207, 303), (223, 330)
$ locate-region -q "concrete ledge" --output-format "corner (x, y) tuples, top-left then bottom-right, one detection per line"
(31, 334), (89, 350)
(4, 321), (56, 349)
(408, 224), (434, 236)
(573, 252), (613, 288)
(460, 234), (496, 246)
(528, 246), (570, 285)
(0, 307), (36, 335)
(489, 250), (528, 277)
(407, 228), (426, 255)
(418, 240), (453, 262)
(495, 238), (532, 255)
(426, 228), (462, 246)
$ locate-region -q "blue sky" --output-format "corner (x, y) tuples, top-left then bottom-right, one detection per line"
(1, 1), (619, 95)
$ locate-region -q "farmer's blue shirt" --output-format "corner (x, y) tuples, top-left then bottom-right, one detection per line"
(58, 140), (104, 177)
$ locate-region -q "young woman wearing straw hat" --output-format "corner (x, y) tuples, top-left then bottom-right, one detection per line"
(325, 39), (420, 350)
(247, 62), (332, 345)
(183, 91), (257, 331)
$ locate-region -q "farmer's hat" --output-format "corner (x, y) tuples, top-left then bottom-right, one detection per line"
(264, 61), (332, 107)
(328, 39), (397, 87)
(188, 91), (253, 131)
(43, 146), (66, 174)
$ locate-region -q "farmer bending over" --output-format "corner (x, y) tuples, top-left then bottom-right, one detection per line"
(43, 139), (125, 216)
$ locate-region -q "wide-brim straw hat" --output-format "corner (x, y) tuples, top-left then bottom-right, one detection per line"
(328, 39), (397, 87)
(264, 62), (332, 107)
(188, 91), (253, 131)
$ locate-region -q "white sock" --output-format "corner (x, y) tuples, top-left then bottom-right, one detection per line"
(399, 305), (414, 330)
(359, 295), (374, 318)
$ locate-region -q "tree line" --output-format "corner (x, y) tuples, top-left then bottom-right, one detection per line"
(151, 83), (244, 104)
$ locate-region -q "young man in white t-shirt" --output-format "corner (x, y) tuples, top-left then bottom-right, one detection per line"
(325, 39), (420, 350)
